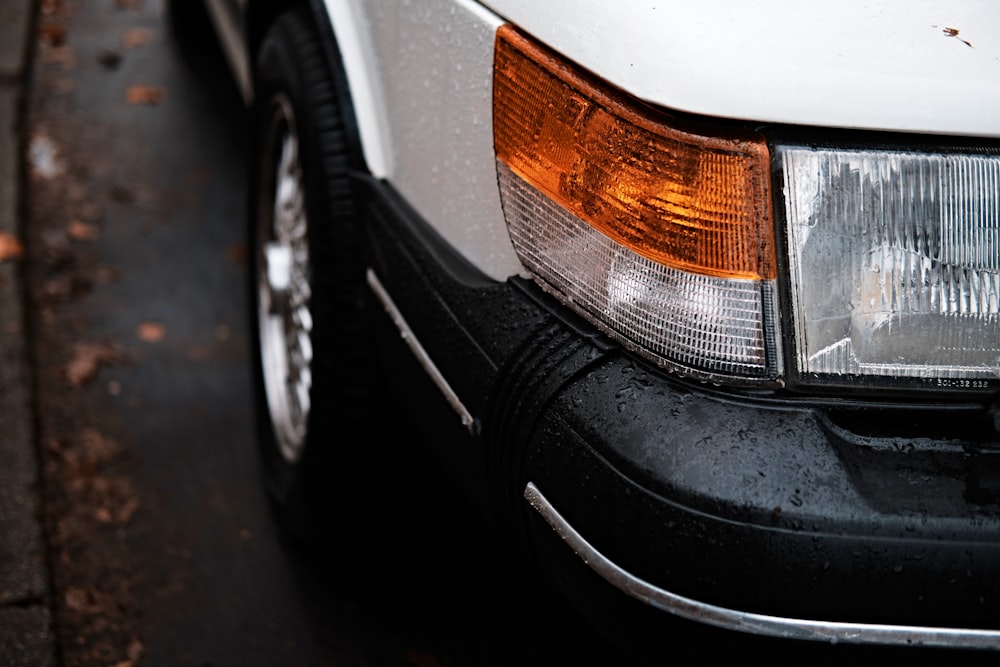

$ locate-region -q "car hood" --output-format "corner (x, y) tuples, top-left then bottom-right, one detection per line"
(479, 0), (1000, 138)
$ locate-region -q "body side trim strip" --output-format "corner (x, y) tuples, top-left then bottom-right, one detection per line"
(205, 0), (252, 104)
(524, 481), (1000, 650)
(367, 268), (477, 434)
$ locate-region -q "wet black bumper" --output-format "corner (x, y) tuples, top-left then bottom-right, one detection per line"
(359, 174), (1000, 651)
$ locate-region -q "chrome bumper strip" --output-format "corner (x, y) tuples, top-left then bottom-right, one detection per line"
(524, 481), (1000, 650)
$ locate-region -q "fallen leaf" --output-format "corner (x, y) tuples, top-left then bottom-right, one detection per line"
(66, 342), (125, 387)
(0, 232), (24, 261)
(124, 85), (166, 105)
(40, 0), (61, 15)
(94, 264), (123, 284)
(79, 427), (122, 464)
(136, 321), (166, 343)
(42, 45), (75, 67)
(126, 636), (144, 662)
(64, 586), (101, 614)
(117, 496), (140, 523)
(120, 27), (152, 48)
(67, 220), (99, 241)
(38, 22), (67, 46)
(40, 273), (93, 304)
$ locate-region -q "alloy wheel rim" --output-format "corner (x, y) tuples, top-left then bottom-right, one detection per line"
(257, 94), (313, 463)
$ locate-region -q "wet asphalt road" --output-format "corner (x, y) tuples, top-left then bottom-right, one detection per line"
(24, 1), (634, 666)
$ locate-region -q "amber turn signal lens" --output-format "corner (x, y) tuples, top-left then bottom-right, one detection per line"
(493, 25), (775, 281)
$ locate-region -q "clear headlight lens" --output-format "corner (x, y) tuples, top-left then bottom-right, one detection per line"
(781, 146), (1000, 388)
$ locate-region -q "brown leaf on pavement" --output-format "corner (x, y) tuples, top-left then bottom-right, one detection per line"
(94, 264), (123, 285)
(64, 586), (103, 615)
(120, 27), (153, 48)
(40, 0), (63, 15)
(40, 273), (93, 304)
(66, 342), (126, 387)
(124, 85), (167, 105)
(42, 45), (75, 67)
(126, 635), (144, 662)
(38, 22), (67, 46)
(108, 636), (144, 667)
(117, 495), (140, 524)
(0, 232), (24, 261)
(79, 427), (122, 465)
(67, 220), (100, 241)
(136, 321), (166, 343)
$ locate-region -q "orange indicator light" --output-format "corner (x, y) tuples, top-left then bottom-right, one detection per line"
(493, 25), (775, 281)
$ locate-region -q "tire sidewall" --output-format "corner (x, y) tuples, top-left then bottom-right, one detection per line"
(249, 10), (373, 542)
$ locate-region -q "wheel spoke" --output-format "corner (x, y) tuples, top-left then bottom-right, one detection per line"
(257, 94), (314, 463)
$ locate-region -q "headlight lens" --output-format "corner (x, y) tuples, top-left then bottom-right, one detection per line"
(781, 146), (1000, 389)
(493, 23), (1000, 393)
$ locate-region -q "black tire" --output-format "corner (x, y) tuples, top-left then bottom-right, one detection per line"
(249, 9), (375, 544)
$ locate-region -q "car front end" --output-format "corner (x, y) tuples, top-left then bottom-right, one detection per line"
(214, 0), (1000, 658)
(362, 0), (1000, 653)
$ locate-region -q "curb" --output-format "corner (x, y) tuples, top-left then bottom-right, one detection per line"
(0, 0), (59, 665)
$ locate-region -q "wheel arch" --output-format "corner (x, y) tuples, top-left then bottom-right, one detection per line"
(248, 6), (382, 542)
(245, 0), (390, 178)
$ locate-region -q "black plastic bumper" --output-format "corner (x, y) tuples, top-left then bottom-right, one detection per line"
(358, 173), (1000, 651)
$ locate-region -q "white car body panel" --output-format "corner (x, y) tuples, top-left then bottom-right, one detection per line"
(212, 0), (1000, 282)
(480, 0), (1000, 138)
(323, 0), (393, 179)
(327, 0), (525, 281)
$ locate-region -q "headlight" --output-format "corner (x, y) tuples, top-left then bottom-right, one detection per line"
(493, 24), (1000, 394)
(781, 146), (1000, 391)
(493, 25), (781, 385)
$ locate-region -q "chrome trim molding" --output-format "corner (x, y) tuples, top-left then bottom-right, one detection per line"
(523, 481), (1000, 650)
(367, 269), (477, 434)
(204, 0), (252, 104)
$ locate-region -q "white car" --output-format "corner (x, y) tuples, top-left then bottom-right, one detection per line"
(174, 0), (1000, 657)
